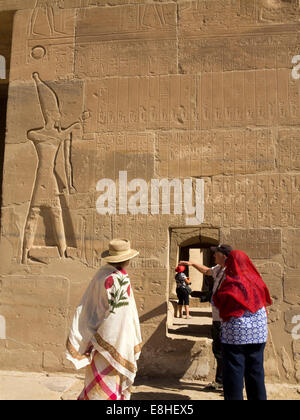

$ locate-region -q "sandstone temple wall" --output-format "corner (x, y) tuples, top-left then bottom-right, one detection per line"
(0, 0), (299, 384)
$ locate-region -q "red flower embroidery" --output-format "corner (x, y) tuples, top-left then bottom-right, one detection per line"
(105, 275), (114, 289)
(127, 285), (130, 297)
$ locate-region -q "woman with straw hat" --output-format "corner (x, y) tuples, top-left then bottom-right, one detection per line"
(66, 239), (142, 400)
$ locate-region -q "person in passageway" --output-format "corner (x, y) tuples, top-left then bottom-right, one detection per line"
(179, 244), (233, 391)
(175, 265), (192, 320)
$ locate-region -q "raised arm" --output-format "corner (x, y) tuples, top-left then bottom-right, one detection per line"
(178, 260), (213, 276)
(62, 121), (82, 137)
(27, 129), (46, 143)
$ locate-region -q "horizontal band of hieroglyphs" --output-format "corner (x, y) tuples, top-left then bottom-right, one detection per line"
(84, 71), (300, 132)
(75, 34), (300, 78)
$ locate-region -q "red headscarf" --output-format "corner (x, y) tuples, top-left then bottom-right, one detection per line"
(213, 250), (272, 322)
(175, 265), (186, 273)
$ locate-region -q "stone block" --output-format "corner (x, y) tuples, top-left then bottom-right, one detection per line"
(221, 228), (281, 258)
(75, 4), (177, 78)
(284, 269), (300, 305)
(0, 276), (70, 348)
(282, 229), (300, 269)
(0, 348), (43, 371)
(42, 351), (61, 371)
(10, 8), (76, 82)
(256, 262), (283, 302)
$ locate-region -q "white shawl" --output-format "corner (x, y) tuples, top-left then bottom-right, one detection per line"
(66, 264), (142, 386)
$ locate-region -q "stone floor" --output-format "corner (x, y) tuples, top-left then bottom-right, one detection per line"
(168, 306), (213, 340)
(0, 370), (299, 400)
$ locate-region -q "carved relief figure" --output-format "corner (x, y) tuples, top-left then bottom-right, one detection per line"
(22, 72), (82, 264)
(30, 0), (67, 37)
(140, 4), (166, 29)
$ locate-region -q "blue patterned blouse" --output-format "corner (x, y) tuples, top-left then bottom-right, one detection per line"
(221, 306), (268, 345)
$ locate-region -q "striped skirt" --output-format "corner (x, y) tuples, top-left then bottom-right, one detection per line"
(78, 350), (131, 400)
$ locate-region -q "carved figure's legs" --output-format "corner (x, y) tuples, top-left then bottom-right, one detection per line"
(22, 207), (40, 264)
(30, 7), (39, 35)
(51, 207), (67, 258)
(46, 6), (66, 36)
(30, 5), (66, 37)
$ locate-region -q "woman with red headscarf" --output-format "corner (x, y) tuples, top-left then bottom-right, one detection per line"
(213, 250), (272, 400)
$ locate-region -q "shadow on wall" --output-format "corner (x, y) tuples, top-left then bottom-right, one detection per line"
(0, 11), (15, 232)
(136, 303), (212, 382)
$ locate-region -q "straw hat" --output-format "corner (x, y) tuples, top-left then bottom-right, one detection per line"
(101, 239), (139, 263)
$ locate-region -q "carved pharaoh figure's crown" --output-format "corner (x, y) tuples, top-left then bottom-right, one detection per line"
(32, 72), (61, 120)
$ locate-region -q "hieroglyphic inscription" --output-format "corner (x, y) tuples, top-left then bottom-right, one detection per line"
(221, 228), (282, 259)
(277, 128), (300, 172)
(75, 4), (177, 77)
(204, 174), (300, 228)
(179, 33), (300, 73)
(10, 7), (76, 82)
(84, 76), (195, 132)
(75, 39), (177, 78)
(76, 4), (176, 41)
(95, 132), (155, 181)
(155, 129), (276, 178)
(84, 70), (300, 132)
(30, 1), (75, 38)
(179, 0), (300, 38)
(112, 214), (167, 267)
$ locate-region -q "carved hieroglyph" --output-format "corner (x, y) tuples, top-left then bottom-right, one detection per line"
(22, 72), (83, 264)
(30, 0), (69, 37)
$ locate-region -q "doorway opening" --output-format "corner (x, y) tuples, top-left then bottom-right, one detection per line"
(0, 11), (14, 229)
(167, 228), (220, 341)
(179, 242), (216, 296)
